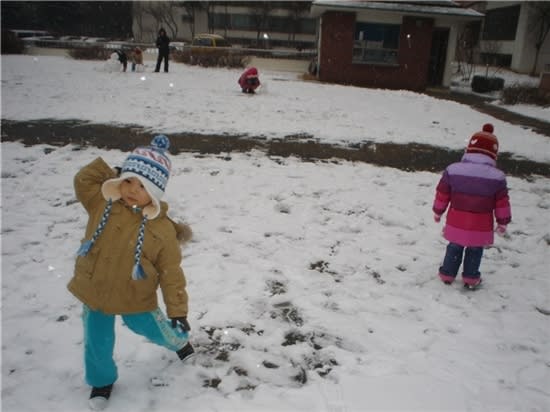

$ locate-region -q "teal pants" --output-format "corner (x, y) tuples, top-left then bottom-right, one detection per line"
(82, 305), (189, 387)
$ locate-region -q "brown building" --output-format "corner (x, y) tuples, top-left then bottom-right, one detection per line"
(310, 1), (483, 91)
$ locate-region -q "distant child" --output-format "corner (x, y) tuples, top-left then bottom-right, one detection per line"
(238, 66), (261, 93)
(432, 123), (511, 289)
(114, 49), (128, 72)
(131, 47), (144, 72)
(68, 135), (194, 410)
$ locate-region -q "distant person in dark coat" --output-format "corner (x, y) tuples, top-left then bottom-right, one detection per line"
(155, 28), (170, 73)
(114, 49), (128, 72)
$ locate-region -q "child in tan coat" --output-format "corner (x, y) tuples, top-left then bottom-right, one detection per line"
(131, 47), (144, 72)
(68, 135), (193, 410)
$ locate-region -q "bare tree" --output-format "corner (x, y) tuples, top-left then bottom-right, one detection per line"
(249, 2), (273, 47)
(527, 2), (550, 76)
(182, 1), (201, 39)
(455, 23), (479, 81)
(218, 1), (231, 37)
(202, 1), (215, 34)
(287, 1), (311, 44)
(141, 1), (182, 40)
(133, 1), (145, 41)
(480, 40), (503, 77)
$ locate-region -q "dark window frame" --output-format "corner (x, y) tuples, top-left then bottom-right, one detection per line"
(353, 22), (400, 65)
(482, 5), (520, 41)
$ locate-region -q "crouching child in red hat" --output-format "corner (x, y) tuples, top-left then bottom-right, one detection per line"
(432, 123), (512, 290)
(68, 135), (194, 410)
(238, 66), (261, 93)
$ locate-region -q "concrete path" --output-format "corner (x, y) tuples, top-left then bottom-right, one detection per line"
(425, 88), (550, 138)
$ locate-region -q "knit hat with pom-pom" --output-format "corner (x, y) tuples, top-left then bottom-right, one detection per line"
(102, 134), (172, 220)
(466, 123), (499, 159)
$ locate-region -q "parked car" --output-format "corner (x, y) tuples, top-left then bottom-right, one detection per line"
(9, 29), (51, 39)
(190, 34), (231, 66)
(191, 33), (230, 49)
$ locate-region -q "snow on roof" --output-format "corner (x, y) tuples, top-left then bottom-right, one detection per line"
(311, 1), (484, 18)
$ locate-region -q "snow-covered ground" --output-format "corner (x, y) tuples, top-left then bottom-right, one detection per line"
(2, 55), (549, 162)
(1, 55), (550, 412)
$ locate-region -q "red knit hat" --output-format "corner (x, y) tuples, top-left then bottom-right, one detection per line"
(466, 123), (499, 159)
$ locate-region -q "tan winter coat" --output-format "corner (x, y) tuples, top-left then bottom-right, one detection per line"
(67, 157), (189, 318)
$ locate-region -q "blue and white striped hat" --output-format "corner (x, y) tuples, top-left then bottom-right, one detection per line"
(102, 135), (172, 219)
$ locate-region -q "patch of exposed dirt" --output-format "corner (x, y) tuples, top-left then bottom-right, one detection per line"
(2, 119), (549, 177)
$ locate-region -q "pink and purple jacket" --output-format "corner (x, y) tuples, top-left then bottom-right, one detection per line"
(238, 67), (260, 90)
(433, 152), (511, 247)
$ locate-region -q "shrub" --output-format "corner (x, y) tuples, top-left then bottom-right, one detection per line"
(501, 84), (550, 106)
(1, 30), (24, 54)
(171, 49), (191, 64)
(471, 75), (505, 93)
(68, 46), (111, 60)
(490, 77), (505, 90)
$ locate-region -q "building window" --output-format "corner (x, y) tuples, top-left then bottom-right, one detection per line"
(480, 53), (512, 68)
(353, 22), (400, 64)
(482, 5), (520, 41)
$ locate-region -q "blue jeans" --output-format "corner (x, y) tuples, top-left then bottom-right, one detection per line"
(82, 305), (189, 387)
(439, 242), (483, 280)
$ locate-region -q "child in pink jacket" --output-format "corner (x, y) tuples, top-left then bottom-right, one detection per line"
(238, 66), (261, 93)
(433, 124), (511, 289)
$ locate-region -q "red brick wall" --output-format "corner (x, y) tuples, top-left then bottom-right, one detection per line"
(319, 11), (434, 91)
(319, 12), (356, 84)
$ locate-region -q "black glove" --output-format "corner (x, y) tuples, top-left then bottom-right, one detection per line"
(171, 317), (191, 332)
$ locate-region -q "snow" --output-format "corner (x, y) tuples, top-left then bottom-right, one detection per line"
(1, 55), (550, 412)
(2, 55), (550, 163)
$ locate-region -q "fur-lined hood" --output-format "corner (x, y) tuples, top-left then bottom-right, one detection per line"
(170, 217), (193, 245)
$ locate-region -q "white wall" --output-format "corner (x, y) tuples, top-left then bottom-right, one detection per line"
(511, 3), (535, 73)
(478, 1), (549, 74)
(443, 23), (458, 87)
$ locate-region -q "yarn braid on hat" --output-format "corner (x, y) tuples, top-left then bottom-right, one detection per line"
(76, 199), (113, 257)
(466, 123), (499, 160)
(132, 214), (148, 280)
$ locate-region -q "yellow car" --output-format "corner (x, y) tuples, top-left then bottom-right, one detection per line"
(191, 33), (231, 49)
(190, 34), (232, 65)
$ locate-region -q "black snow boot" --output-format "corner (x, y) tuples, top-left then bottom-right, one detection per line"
(89, 384), (113, 411)
(177, 342), (195, 362)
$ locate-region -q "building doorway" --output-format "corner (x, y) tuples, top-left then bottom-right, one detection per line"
(428, 28), (449, 86)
